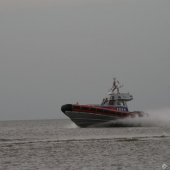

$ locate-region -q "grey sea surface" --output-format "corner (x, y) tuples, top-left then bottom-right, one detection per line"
(0, 119), (170, 170)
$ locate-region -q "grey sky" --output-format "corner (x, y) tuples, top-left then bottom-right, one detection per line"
(0, 0), (170, 120)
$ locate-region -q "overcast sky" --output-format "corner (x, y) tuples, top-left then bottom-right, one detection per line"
(0, 0), (170, 120)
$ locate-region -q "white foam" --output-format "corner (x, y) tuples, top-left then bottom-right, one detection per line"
(146, 108), (170, 126)
(65, 122), (78, 128)
(99, 108), (170, 127)
(118, 108), (170, 127)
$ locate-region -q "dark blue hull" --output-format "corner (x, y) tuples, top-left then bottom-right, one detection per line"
(64, 111), (120, 127)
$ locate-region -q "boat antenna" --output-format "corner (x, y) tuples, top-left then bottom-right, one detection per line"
(111, 77), (123, 94)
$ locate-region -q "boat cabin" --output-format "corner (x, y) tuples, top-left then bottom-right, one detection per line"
(101, 93), (133, 111)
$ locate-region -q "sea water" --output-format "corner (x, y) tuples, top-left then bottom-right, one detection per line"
(0, 117), (170, 170)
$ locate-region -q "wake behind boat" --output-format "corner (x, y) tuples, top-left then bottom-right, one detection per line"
(61, 78), (147, 127)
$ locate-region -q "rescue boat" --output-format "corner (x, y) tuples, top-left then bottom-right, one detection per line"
(61, 78), (146, 127)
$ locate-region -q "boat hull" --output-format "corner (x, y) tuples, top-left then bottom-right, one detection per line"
(64, 111), (121, 127)
(61, 104), (146, 127)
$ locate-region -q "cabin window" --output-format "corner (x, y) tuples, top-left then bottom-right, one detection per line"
(109, 100), (114, 105)
(117, 101), (125, 106)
